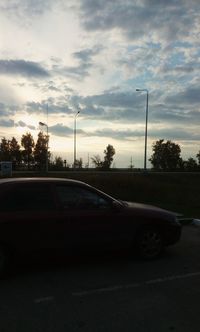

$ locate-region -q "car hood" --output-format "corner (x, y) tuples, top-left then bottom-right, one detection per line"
(121, 201), (176, 220)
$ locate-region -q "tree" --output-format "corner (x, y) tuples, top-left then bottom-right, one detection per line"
(10, 137), (21, 168)
(196, 151), (200, 166)
(49, 156), (70, 170)
(103, 144), (116, 169)
(149, 139), (181, 170)
(74, 158), (83, 169)
(91, 144), (116, 170)
(91, 155), (103, 169)
(34, 131), (49, 170)
(184, 157), (198, 171)
(21, 132), (35, 169)
(54, 156), (64, 169)
(49, 156), (64, 170)
(0, 138), (10, 161)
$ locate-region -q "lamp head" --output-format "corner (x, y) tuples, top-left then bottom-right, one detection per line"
(136, 88), (148, 92)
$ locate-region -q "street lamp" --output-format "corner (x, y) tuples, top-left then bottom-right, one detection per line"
(39, 121), (49, 172)
(74, 111), (80, 169)
(136, 88), (149, 171)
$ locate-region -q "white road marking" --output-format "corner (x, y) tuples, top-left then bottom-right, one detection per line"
(34, 296), (54, 304)
(72, 271), (200, 297)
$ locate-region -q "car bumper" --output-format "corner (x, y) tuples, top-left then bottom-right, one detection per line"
(165, 224), (182, 246)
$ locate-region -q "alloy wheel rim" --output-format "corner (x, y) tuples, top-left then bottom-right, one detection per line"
(140, 230), (162, 257)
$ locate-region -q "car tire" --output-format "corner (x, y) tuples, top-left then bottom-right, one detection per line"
(136, 227), (164, 260)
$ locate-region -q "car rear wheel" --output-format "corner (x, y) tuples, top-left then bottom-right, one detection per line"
(136, 227), (164, 260)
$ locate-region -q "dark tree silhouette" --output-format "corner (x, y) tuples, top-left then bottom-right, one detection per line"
(103, 144), (116, 169)
(10, 137), (21, 168)
(91, 144), (116, 169)
(21, 132), (35, 169)
(91, 155), (103, 168)
(34, 131), (49, 169)
(196, 151), (200, 166)
(184, 157), (198, 171)
(0, 138), (10, 161)
(149, 139), (181, 170)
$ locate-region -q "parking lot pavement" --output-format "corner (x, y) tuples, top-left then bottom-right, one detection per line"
(0, 226), (200, 332)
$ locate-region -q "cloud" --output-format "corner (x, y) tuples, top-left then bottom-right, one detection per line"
(52, 46), (103, 81)
(23, 86), (200, 127)
(78, 0), (199, 45)
(0, 60), (49, 78)
(31, 81), (62, 93)
(76, 90), (200, 130)
(87, 128), (144, 141)
(161, 65), (196, 75)
(0, 0), (54, 20)
(55, 63), (91, 80)
(48, 85), (61, 92)
(76, 92), (137, 108)
(47, 124), (145, 141)
(73, 45), (103, 62)
(69, 92), (145, 122)
(0, 103), (11, 117)
(26, 100), (72, 115)
(0, 0), (199, 166)
(15, 120), (36, 130)
(49, 123), (85, 137)
(0, 119), (14, 127)
(165, 86), (200, 106)
(69, 125), (200, 142)
(25, 101), (46, 114)
(0, 102), (19, 117)
(91, 127), (200, 143)
(149, 127), (200, 141)
(16, 121), (26, 127)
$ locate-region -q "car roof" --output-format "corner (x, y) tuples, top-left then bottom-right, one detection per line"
(0, 177), (87, 186)
(0, 177), (118, 202)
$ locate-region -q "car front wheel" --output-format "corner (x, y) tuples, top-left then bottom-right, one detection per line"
(136, 227), (164, 260)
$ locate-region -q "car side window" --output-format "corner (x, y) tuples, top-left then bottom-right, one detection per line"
(56, 185), (110, 210)
(0, 183), (55, 211)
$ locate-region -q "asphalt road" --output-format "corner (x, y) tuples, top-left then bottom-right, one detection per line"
(0, 226), (200, 332)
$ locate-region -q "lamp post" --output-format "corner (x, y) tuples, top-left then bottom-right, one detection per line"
(39, 121), (49, 172)
(136, 88), (149, 171)
(74, 111), (80, 169)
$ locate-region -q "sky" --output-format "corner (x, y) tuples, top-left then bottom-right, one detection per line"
(0, 0), (200, 168)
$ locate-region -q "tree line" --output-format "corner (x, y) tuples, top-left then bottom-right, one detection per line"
(0, 133), (200, 171)
(149, 139), (200, 171)
(0, 132), (48, 170)
(0, 132), (116, 171)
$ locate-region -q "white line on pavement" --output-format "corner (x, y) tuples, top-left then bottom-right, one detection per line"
(34, 296), (54, 304)
(72, 271), (200, 297)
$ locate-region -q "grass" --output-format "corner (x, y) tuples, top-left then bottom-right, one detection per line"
(7, 171), (200, 218)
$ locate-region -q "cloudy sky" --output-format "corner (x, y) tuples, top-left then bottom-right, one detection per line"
(0, 0), (200, 167)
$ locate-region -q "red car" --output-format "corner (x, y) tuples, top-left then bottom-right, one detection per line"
(0, 178), (181, 276)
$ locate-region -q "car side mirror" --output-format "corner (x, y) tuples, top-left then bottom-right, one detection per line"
(112, 200), (123, 210)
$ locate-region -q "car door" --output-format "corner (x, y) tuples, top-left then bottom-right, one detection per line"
(54, 183), (128, 253)
(0, 181), (62, 254)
